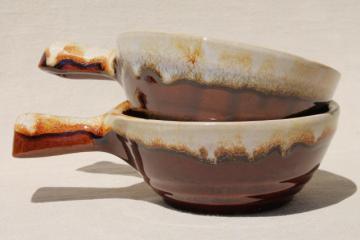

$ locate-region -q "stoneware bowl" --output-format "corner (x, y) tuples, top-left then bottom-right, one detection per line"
(13, 101), (339, 213)
(39, 32), (340, 121)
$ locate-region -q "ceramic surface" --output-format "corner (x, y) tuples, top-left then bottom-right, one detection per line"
(13, 101), (339, 213)
(38, 32), (340, 121)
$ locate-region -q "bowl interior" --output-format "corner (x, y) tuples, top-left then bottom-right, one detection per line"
(123, 101), (330, 121)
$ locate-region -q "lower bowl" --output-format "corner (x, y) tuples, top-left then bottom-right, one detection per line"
(13, 101), (339, 214)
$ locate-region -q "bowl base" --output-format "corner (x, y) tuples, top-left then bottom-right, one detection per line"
(163, 195), (294, 215)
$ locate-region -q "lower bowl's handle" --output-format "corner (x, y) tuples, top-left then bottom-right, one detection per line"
(13, 113), (110, 157)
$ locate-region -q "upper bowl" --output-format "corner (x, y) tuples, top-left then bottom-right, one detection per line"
(39, 32), (340, 121)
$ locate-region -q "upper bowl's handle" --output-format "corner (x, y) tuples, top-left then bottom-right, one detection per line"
(39, 42), (117, 80)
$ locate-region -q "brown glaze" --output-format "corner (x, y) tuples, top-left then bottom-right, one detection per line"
(111, 135), (331, 213)
(12, 130), (136, 169)
(38, 47), (331, 122)
(13, 131), (100, 157)
(12, 100), (337, 213)
(123, 102), (330, 121)
(38, 35), (340, 121)
(122, 67), (317, 121)
(12, 126), (332, 214)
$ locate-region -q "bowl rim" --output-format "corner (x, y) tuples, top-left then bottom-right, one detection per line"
(110, 100), (339, 126)
(117, 31), (341, 77)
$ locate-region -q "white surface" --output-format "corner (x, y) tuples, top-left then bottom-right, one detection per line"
(115, 32), (340, 99)
(0, 1), (359, 239)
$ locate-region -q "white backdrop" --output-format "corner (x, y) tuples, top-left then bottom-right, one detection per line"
(1, 1), (359, 239)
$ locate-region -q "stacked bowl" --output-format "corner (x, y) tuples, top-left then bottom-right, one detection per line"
(13, 32), (340, 213)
